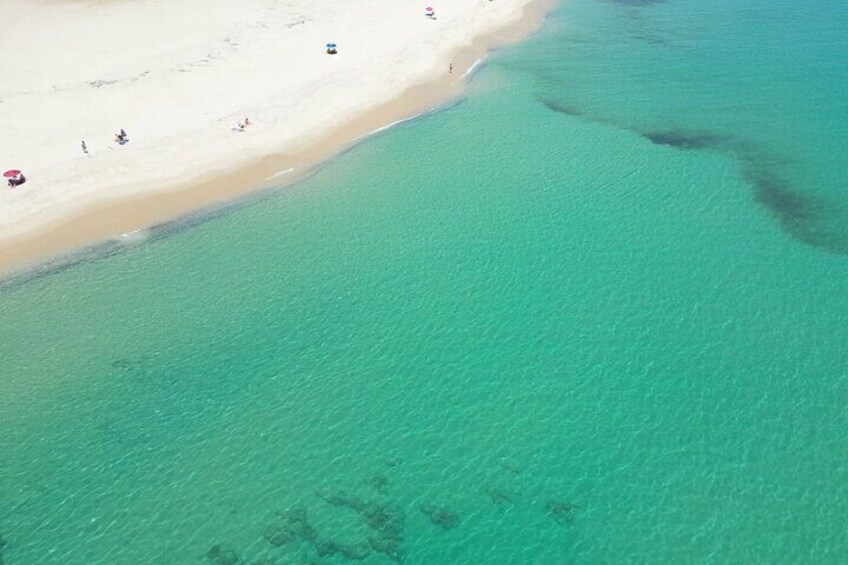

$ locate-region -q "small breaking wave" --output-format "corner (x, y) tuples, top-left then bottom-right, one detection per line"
(267, 167), (295, 180)
(462, 57), (486, 79)
(116, 229), (152, 245)
(358, 113), (426, 141)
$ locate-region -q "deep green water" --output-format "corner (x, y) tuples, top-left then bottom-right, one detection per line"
(2, 0), (848, 563)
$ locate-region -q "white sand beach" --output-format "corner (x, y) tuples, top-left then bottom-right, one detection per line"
(0, 0), (548, 272)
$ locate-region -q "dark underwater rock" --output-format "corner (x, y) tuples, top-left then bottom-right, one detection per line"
(364, 474), (389, 493)
(539, 97), (583, 117)
(316, 540), (370, 561)
(546, 500), (575, 525)
(206, 544), (244, 565)
(499, 462), (522, 475)
(277, 507), (318, 541)
(317, 489), (367, 512)
(369, 535), (403, 562)
(217, 550), (243, 565)
(338, 542), (371, 561)
(363, 503), (405, 540)
(361, 503), (405, 562)
(419, 505), (460, 529)
(110, 358), (133, 370)
(263, 524), (295, 547)
(315, 540), (339, 557)
(643, 130), (728, 151)
(485, 488), (513, 505)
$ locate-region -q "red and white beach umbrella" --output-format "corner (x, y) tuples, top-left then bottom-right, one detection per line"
(3, 169), (21, 178)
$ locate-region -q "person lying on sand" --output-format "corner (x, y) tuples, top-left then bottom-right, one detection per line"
(7, 174), (26, 188)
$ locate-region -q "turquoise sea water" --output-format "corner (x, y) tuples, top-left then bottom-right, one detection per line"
(2, 0), (848, 563)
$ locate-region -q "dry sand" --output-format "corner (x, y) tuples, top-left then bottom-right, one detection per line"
(0, 0), (552, 275)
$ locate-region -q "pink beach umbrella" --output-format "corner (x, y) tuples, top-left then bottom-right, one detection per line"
(3, 169), (21, 178)
(426, 6), (434, 13)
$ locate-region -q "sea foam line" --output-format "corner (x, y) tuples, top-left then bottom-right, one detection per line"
(462, 56), (487, 79)
(117, 228), (152, 244)
(357, 112), (427, 141)
(267, 167), (295, 180)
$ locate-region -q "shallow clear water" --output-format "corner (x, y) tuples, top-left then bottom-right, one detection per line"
(2, 1), (848, 563)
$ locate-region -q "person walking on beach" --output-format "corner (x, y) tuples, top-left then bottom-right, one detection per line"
(81, 140), (88, 154)
(449, 62), (453, 74)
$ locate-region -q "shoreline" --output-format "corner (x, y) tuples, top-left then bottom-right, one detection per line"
(0, 0), (555, 277)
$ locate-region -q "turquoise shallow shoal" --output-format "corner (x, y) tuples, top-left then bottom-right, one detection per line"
(2, 0), (848, 563)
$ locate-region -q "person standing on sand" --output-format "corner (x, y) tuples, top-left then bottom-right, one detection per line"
(81, 140), (88, 154)
(449, 63), (453, 74)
